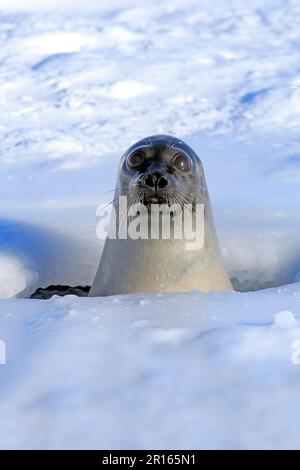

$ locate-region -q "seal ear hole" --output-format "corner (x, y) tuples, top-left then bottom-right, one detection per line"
(173, 153), (192, 172)
(126, 150), (145, 169)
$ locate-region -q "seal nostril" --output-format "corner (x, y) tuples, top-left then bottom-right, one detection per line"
(142, 173), (168, 189)
(143, 175), (155, 188)
(158, 176), (168, 189)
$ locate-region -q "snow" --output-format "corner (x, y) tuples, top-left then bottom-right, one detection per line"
(1, 0), (300, 449)
(273, 310), (298, 329)
(2, 285), (300, 449)
(0, 253), (37, 299)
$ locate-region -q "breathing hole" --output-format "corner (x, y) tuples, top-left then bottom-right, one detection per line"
(31, 285), (90, 299)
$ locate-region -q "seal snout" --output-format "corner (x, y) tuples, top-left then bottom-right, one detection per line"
(141, 172), (169, 190)
(139, 172), (169, 205)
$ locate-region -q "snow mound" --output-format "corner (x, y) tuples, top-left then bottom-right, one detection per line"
(0, 253), (37, 298)
(273, 310), (297, 329)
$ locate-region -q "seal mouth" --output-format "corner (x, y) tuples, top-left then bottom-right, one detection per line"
(141, 194), (167, 205)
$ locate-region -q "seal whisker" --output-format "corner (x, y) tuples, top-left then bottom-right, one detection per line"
(173, 188), (200, 205)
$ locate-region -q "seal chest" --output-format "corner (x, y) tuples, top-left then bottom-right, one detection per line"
(89, 135), (232, 296)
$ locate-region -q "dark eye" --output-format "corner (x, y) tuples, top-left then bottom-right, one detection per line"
(173, 153), (191, 172)
(127, 150), (145, 169)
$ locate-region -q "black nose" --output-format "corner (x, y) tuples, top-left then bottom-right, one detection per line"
(142, 172), (168, 190)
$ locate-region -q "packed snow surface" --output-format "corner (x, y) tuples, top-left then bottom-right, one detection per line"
(1, 0), (300, 449)
(2, 285), (300, 449)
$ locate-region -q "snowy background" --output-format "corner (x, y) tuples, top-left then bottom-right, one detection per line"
(1, 0), (300, 449)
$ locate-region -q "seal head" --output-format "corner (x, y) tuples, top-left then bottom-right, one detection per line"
(117, 135), (207, 210)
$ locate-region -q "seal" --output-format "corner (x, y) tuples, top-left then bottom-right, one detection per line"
(89, 135), (232, 296)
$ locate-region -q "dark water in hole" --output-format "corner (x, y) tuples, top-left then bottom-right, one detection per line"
(30, 277), (277, 299)
(231, 277), (276, 292)
(31, 285), (90, 299)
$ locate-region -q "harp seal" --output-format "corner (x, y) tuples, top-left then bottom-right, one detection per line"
(89, 135), (232, 296)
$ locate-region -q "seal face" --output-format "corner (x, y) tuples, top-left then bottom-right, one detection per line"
(117, 135), (207, 211)
(89, 135), (232, 296)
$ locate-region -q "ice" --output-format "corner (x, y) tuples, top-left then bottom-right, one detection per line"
(1, 0), (300, 449)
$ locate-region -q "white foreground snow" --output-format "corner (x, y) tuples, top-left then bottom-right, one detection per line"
(1, 286), (300, 449)
(1, 0), (300, 449)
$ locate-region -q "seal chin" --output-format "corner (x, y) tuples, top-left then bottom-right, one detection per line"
(142, 194), (167, 206)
